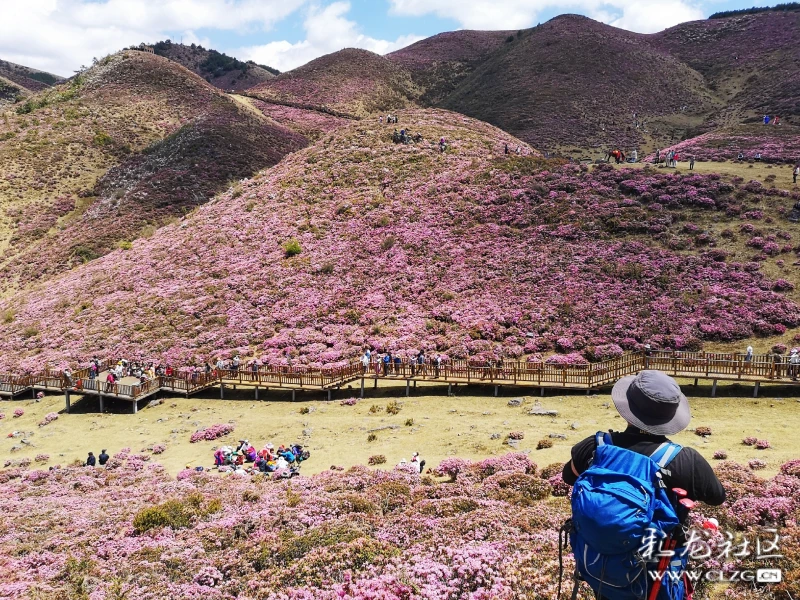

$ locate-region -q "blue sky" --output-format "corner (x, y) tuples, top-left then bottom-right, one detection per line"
(0, 0), (786, 76)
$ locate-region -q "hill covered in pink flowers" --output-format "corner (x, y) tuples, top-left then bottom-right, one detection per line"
(247, 49), (420, 118)
(645, 124), (800, 163)
(0, 51), (308, 292)
(1, 450), (799, 599)
(0, 109), (797, 370)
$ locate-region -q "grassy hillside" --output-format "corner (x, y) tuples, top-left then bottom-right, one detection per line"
(0, 58), (63, 92)
(388, 30), (512, 105)
(0, 75), (29, 106)
(0, 109), (799, 370)
(0, 51), (306, 293)
(439, 15), (719, 154)
(247, 48), (420, 117)
(152, 40), (278, 91)
(652, 10), (800, 123)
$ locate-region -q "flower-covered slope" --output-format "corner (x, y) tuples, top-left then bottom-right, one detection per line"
(387, 30), (513, 105)
(152, 40), (278, 92)
(644, 124), (800, 163)
(1, 451), (799, 599)
(438, 15), (718, 154)
(0, 109), (797, 369)
(0, 51), (308, 292)
(247, 48), (421, 118)
(0, 58), (62, 93)
(652, 10), (800, 120)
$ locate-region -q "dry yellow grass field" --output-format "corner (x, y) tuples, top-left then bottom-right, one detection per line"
(2, 379), (797, 477)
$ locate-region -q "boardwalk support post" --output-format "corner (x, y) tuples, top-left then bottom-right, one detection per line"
(255, 386), (259, 400)
(694, 378), (698, 387)
(406, 380), (410, 397)
(494, 385), (498, 397)
(711, 380), (718, 398)
(448, 383), (452, 396)
(65, 391), (71, 414)
(220, 384), (224, 399)
(99, 394), (104, 414)
(754, 382), (760, 398)
(360, 378), (364, 398)
(292, 390), (296, 402)
(374, 377), (378, 389)
(132, 399), (137, 414)
(327, 390), (331, 401)
(541, 387), (545, 397)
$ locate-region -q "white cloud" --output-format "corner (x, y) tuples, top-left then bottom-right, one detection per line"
(0, 0), (306, 76)
(237, 2), (423, 72)
(388, 0), (704, 33)
(609, 1), (704, 33)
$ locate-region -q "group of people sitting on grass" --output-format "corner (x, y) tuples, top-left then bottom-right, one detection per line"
(213, 440), (310, 477)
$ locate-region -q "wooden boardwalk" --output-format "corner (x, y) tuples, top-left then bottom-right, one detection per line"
(1, 350), (799, 413)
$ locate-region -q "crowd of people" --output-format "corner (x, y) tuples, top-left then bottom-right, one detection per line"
(213, 440), (310, 477)
(360, 349), (444, 378)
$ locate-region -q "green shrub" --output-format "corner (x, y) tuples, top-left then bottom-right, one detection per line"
(132, 494), (221, 534)
(404, 418), (414, 427)
(368, 404), (381, 414)
(256, 524), (363, 570)
(132, 500), (193, 534)
(367, 433), (377, 442)
(21, 325), (39, 339)
(299, 406), (310, 415)
(381, 235), (396, 251)
(386, 400), (401, 415)
(118, 240), (133, 250)
(283, 238), (302, 257)
(92, 131), (113, 146)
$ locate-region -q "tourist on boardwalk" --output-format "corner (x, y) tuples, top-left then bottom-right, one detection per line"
(374, 355), (382, 377)
(232, 354), (240, 373)
(89, 362), (97, 380)
(86, 452), (96, 467)
(745, 345), (754, 364)
(433, 354), (442, 378)
(63, 367), (73, 388)
(105, 371), (116, 393)
(773, 350), (784, 378)
(562, 370), (725, 600)
(98, 449), (109, 466)
(417, 350), (426, 376)
(383, 352), (391, 376)
(394, 354), (401, 374)
(361, 351), (370, 374)
(790, 350), (800, 381)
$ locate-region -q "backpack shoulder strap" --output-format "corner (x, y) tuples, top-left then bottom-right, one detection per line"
(649, 442), (682, 468)
(594, 431), (613, 447)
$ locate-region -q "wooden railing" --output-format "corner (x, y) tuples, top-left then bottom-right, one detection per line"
(4, 350), (800, 399)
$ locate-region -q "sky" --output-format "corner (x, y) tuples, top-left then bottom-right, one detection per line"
(0, 0), (785, 77)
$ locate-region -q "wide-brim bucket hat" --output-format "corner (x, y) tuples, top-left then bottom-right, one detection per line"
(611, 370), (690, 436)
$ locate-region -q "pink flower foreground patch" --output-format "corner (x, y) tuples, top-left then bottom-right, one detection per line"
(0, 452), (797, 598)
(0, 109), (797, 371)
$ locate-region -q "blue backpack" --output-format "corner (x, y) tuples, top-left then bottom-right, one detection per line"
(562, 432), (686, 600)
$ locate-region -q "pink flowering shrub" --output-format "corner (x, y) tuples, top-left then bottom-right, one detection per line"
(748, 459), (767, 470)
(151, 444), (166, 455)
(743, 436), (758, 446)
(189, 423), (234, 443)
(38, 412), (58, 427)
(713, 450), (728, 459)
(340, 398), (358, 406)
(0, 413), (4, 420)
(0, 113), (798, 370)
(755, 439), (772, 450)
(12, 409), (23, 418)
(34, 454), (49, 463)
(507, 431), (524, 440)
(0, 451), (797, 597)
